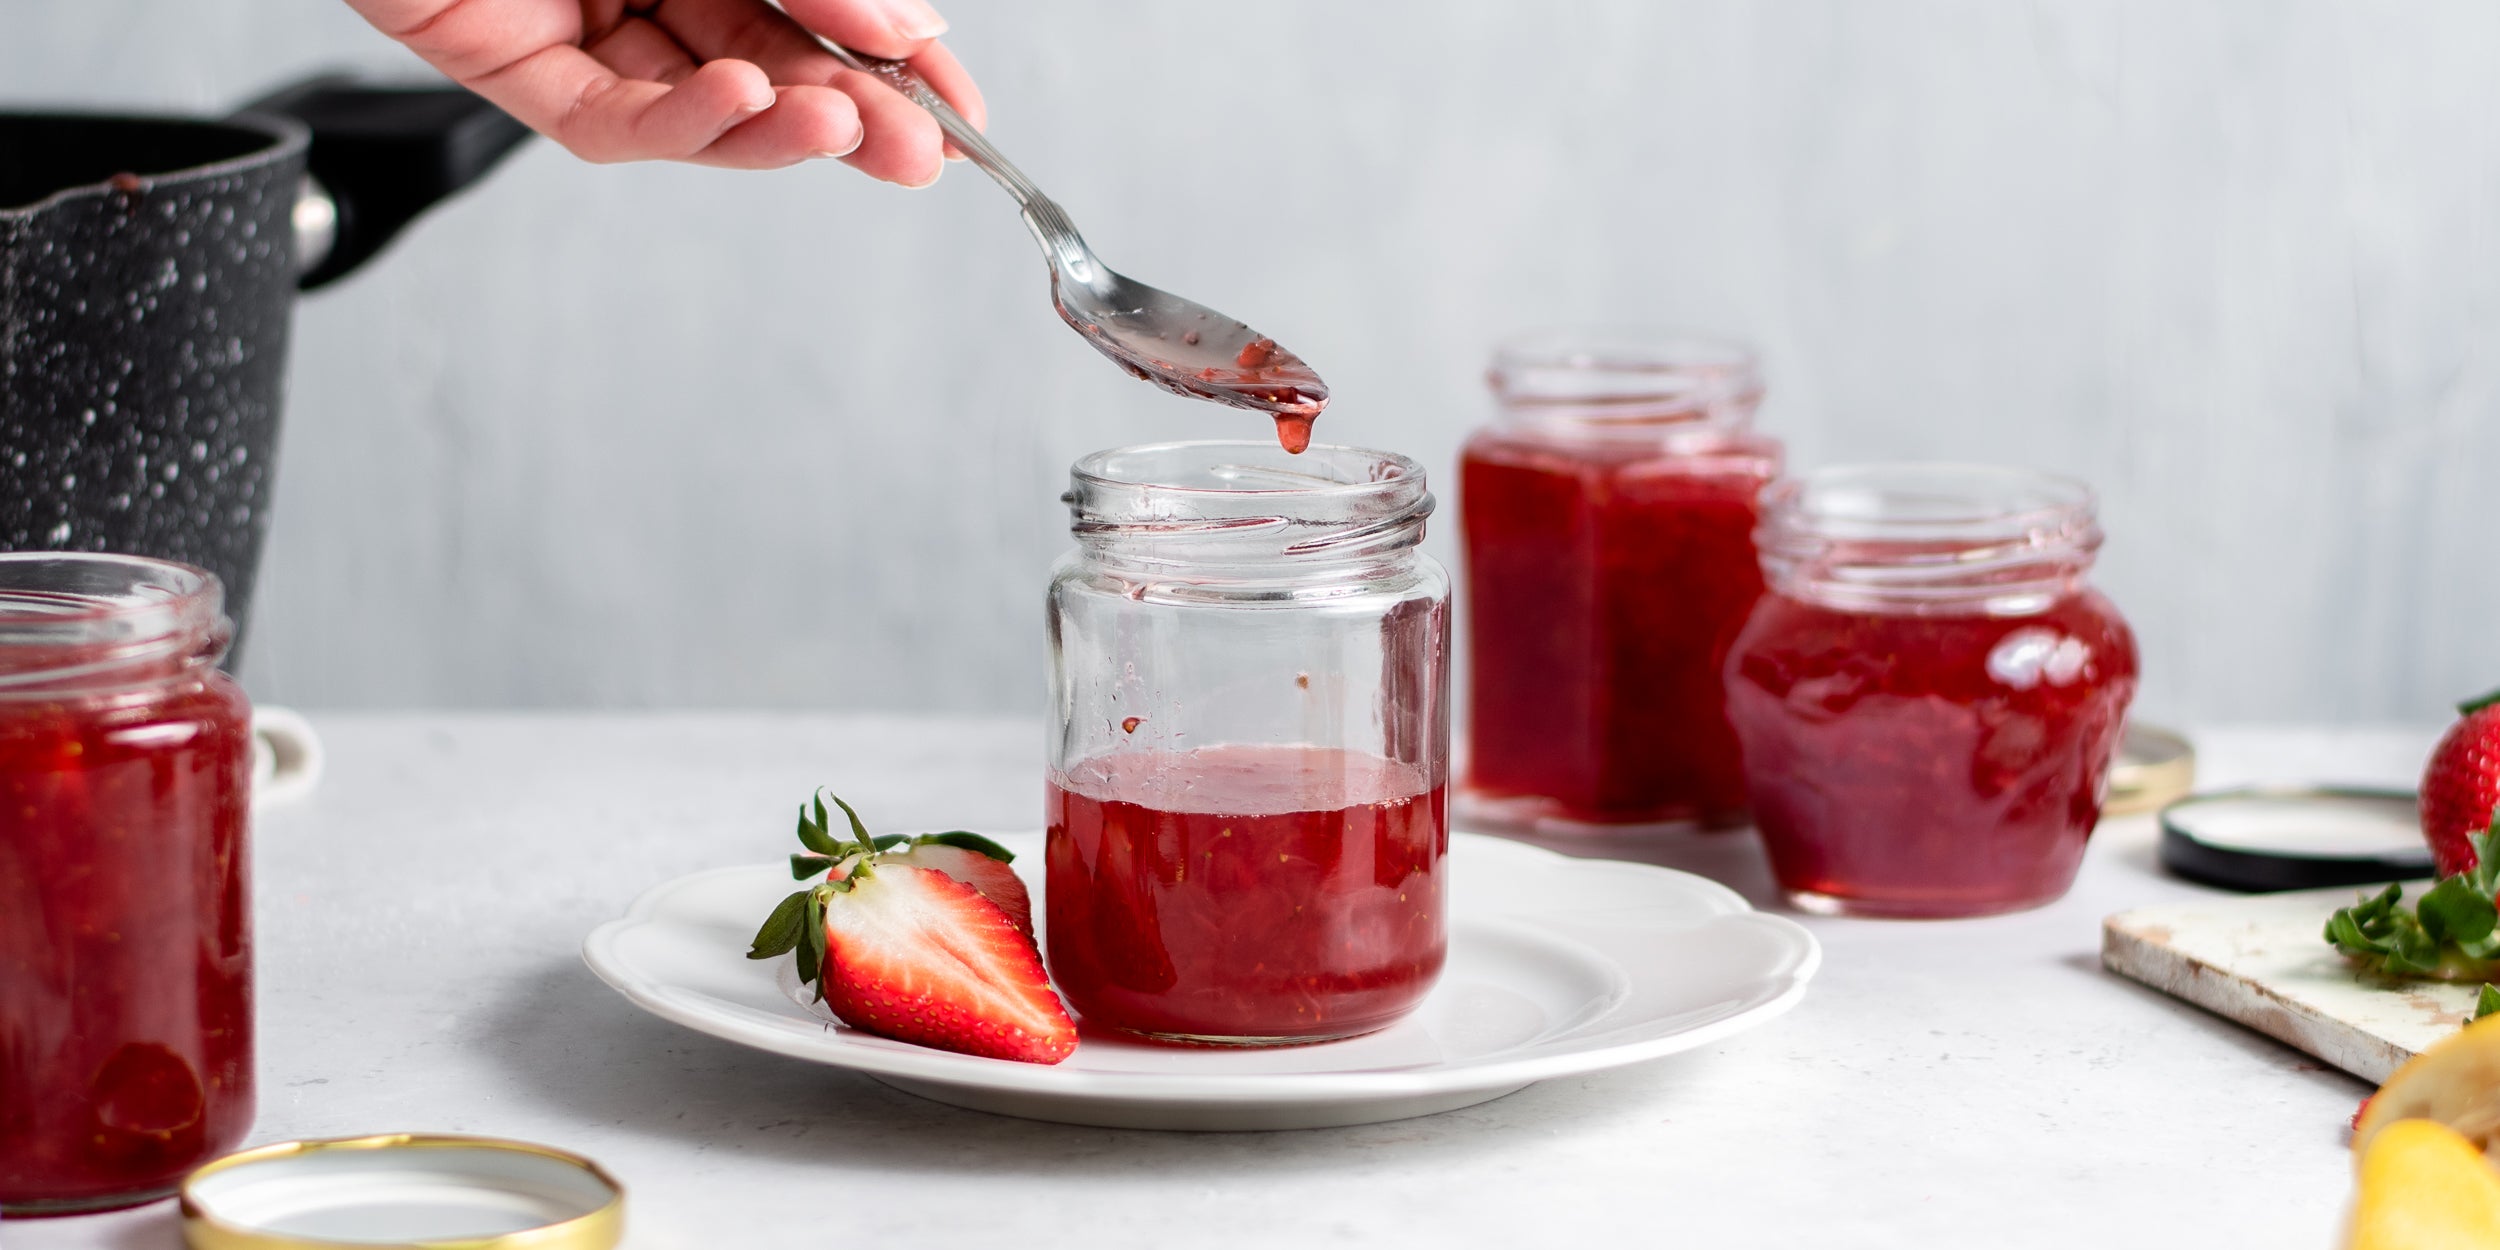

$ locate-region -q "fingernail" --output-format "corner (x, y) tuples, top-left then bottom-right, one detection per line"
(943, 148), (966, 163)
(901, 167), (942, 189)
(883, 0), (948, 40)
(813, 133), (866, 160)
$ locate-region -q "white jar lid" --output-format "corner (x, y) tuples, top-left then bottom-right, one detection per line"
(179, 1133), (623, 1250)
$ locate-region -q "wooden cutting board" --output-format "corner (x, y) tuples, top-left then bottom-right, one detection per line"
(2102, 884), (2483, 1083)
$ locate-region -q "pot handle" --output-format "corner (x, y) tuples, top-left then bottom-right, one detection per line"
(237, 75), (533, 291)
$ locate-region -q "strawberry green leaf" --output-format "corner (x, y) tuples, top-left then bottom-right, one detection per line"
(2459, 687), (2500, 716)
(2326, 861), (2500, 979)
(747, 890), (811, 960)
(2478, 984), (2500, 1022)
(2327, 884), (2450, 977)
(2420, 876), (2498, 947)
(794, 799), (842, 857)
(790, 851), (839, 881)
(796, 888), (826, 991)
(825, 791), (872, 844)
(2466, 827), (2500, 897)
(917, 831), (1016, 863)
(871, 834), (909, 851)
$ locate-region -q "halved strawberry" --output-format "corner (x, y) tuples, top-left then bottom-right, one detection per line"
(817, 865), (1071, 1063)
(2424, 688), (2500, 877)
(748, 791), (1074, 1064)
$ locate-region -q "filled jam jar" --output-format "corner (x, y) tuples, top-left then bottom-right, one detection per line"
(1459, 331), (1781, 831)
(1046, 441), (1451, 1045)
(1723, 465), (2138, 918)
(0, 554), (255, 1214)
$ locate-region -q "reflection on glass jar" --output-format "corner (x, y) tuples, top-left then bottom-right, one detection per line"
(1045, 441), (1452, 1045)
(1458, 331), (1781, 831)
(1723, 465), (2138, 919)
(0, 554), (255, 1214)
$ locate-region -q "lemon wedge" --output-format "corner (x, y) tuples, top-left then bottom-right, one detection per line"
(2346, 1119), (2500, 1248)
(2355, 1014), (2500, 1160)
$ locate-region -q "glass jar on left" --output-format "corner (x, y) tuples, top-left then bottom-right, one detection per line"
(1047, 441), (1452, 1045)
(0, 554), (255, 1215)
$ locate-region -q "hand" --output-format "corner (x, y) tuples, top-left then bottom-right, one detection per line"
(344, 0), (985, 185)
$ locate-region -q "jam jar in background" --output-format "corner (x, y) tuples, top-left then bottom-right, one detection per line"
(0, 554), (256, 1214)
(1458, 331), (1782, 832)
(1046, 441), (1451, 1045)
(1724, 464), (2139, 919)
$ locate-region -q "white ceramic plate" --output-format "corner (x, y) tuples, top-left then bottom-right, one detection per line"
(582, 833), (1820, 1130)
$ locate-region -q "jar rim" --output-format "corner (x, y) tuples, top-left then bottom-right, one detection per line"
(1760, 463), (2097, 543)
(1488, 328), (1763, 416)
(1064, 441), (1433, 566)
(1756, 463), (2103, 614)
(0, 552), (230, 688)
(1070, 440), (1424, 499)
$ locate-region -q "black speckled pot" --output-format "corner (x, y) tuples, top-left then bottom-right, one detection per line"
(0, 78), (527, 657)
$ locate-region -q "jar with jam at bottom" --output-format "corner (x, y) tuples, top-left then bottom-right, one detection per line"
(1724, 465), (2138, 918)
(0, 554), (255, 1214)
(1458, 331), (1781, 832)
(1046, 441), (1451, 1045)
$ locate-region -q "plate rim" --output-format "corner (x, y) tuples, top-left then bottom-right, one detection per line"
(581, 833), (1820, 1104)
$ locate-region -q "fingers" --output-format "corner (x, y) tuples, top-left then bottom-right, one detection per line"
(472, 46), (774, 163)
(583, 17), (699, 84)
(654, 0), (979, 183)
(826, 67), (944, 185)
(346, 0), (983, 177)
(902, 41), (984, 159)
(691, 84), (864, 168)
(779, 0), (949, 59)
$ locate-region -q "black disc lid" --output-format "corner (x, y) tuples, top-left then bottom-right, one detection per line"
(2157, 786), (2432, 893)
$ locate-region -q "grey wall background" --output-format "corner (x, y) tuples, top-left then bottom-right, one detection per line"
(7, 1), (2498, 722)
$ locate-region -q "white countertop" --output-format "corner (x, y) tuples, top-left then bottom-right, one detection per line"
(4, 715), (2439, 1249)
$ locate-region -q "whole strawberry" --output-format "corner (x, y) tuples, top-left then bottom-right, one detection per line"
(2425, 689), (2500, 877)
(748, 791), (1075, 1065)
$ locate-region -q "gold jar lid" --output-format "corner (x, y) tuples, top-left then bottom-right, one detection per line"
(2103, 722), (2197, 818)
(180, 1133), (624, 1250)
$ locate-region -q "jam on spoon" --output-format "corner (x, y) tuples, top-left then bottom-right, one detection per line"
(816, 42), (1329, 453)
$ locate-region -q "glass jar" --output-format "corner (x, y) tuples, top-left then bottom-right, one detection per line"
(0, 554), (255, 1213)
(1723, 465), (2139, 918)
(1046, 440), (1451, 1045)
(1458, 330), (1781, 830)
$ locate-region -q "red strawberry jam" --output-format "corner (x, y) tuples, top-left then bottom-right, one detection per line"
(1723, 466), (2138, 918)
(1459, 334), (1778, 829)
(1045, 745), (1447, 1043)
(0, 556), (254, 1214)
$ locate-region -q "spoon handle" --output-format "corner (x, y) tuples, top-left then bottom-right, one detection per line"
(815, 41), (1087, 262)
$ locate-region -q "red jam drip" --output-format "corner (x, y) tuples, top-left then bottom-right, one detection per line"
(1045, 745), (1446, 1042)
(0, 676), (254, 1211)
(1223, 338), (1328, 454)
(1271, 410), (1316, 455)
(1724, 589), (2138, 917)
(1459, 429), (1776, 825)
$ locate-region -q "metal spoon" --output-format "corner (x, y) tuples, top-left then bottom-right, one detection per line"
(819, 42), (1328, 452)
